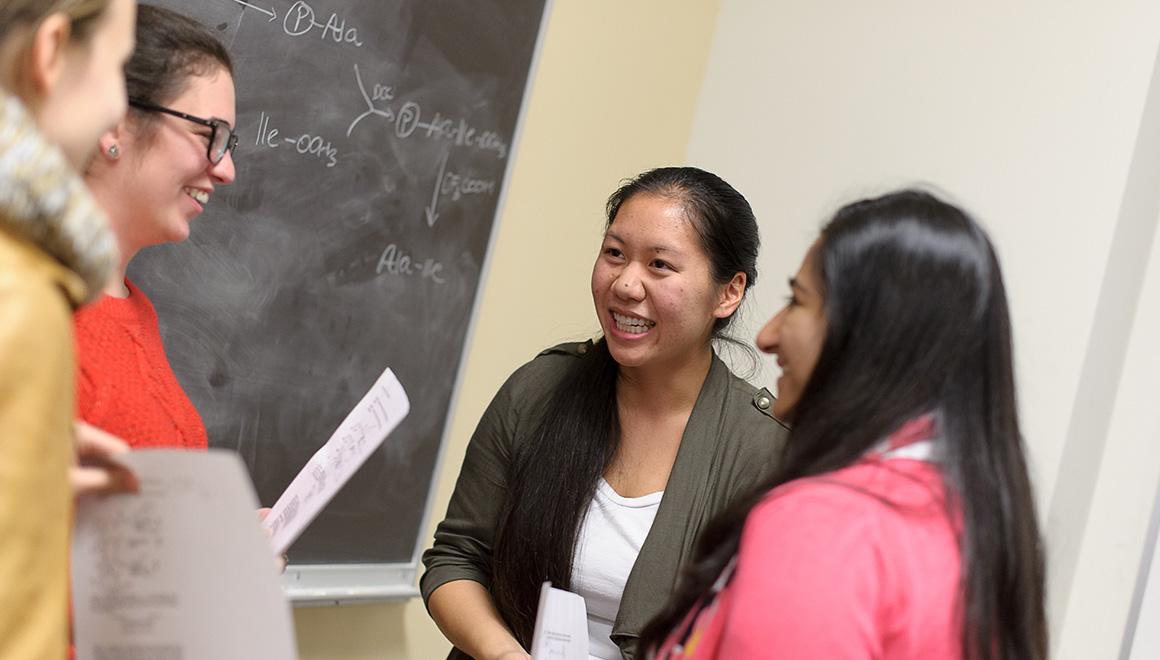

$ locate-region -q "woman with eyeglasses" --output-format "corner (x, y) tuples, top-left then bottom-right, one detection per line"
(78, 3), (237, 450)
(0, 0), (137, 656)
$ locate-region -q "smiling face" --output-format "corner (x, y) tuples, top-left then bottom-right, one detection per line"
(756, 241), (828, 421)
(591, 193), (744, 374)
(98, 68), (236, 257)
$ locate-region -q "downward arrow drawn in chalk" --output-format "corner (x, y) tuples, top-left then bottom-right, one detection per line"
(425, 151), (449, 228)
(231, 0), (278, 22)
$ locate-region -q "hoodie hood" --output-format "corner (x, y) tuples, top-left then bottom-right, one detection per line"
(0, 90), (117, 306)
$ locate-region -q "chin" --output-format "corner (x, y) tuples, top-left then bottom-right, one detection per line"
(166, 221), (192, 243)
(605, 342), (647, 369)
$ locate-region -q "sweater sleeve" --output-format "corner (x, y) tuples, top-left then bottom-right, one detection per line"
(419, 365), (523, 604)
(714, 485), (888, 659)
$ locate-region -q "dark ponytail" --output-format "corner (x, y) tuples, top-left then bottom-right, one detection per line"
(490, 339), (620, 643)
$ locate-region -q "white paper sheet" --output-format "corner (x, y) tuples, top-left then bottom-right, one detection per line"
(263, 367), (410, 554)
(530, 582), (589, 660)
(71, 449), (297, 660)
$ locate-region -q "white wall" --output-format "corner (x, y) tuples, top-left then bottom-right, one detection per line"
(1069, 200), (1160, 658)
(1051, 36), (1160, 658)
(686, 0), (1160, 654)
(1128, 482), (1160, 660)
(291, 2), (1160, 656)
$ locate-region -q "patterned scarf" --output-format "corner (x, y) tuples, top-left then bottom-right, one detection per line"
(0, 89), (116, 305)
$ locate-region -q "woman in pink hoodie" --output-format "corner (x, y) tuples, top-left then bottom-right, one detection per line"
(642, 189), (1048, 660)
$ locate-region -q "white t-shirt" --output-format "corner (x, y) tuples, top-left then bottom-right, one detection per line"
(571, 478), (664, 660)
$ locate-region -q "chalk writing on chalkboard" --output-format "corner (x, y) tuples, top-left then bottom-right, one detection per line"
(131, 0), (548, 573)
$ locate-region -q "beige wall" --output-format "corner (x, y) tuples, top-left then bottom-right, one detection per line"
(292, 1), (724, 658)
(685, 0), (1160, 656)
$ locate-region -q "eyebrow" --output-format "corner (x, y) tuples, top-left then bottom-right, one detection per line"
(788, 277), (813, 295)
(604, 231), (680, 255)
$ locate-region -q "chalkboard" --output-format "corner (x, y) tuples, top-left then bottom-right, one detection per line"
(129, 0), (548, 599)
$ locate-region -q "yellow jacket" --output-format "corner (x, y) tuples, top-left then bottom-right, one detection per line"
(0, 90), (116, 660)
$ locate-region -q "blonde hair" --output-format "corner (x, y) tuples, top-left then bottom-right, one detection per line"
(0, 0), (113, 46)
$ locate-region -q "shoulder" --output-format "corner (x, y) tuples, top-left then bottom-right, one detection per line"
(473, 340), (596, 439)
(74, 293), (114, 328)
(746, 461), (950, 543)
(74, 294), (128, 353)
(76, 280), (157, 332)
(533, 339), (595, 370)
(731, 472), (899, 595)
(709, 355), (787, 428)
(0, 232), (73, 340)
(0, 234), (73, 390)
(499, 340), (595, 398)
(0, 227), (83, 305)
(701, 356), (789, 454)
(748, 476), (878, 537)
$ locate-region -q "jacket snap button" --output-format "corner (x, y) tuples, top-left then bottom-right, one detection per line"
(756, 396), (771, 410)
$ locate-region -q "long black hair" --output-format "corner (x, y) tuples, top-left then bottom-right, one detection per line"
(488, 167), (761, 646)
(638, 189), (1048, 659)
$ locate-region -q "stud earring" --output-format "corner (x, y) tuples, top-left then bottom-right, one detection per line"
(106, 144), (120, 160)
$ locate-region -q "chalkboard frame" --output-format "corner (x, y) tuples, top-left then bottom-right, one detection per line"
(133, 0), (553, 604)
(280, 0), (553, 604)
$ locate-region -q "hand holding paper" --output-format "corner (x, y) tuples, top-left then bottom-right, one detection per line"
(70, 366), (411, 660)
(71, 450), (297, 660)
(72, 420), (138, 497)
(530, 582), (588, 660)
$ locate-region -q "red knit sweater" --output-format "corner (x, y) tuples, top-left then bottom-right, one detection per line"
(74, 279), (208, 449)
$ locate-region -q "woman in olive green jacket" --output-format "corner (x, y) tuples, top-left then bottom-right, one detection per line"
(0, 1), (135, 657)
(422, 167), (787, 660)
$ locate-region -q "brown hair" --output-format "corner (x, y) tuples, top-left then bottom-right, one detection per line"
(124, 5), (233, 134)
(0, 0), (113, 45)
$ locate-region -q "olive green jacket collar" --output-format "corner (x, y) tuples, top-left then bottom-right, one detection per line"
(609, 349), (785, 657)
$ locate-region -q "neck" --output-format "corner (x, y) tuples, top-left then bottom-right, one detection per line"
(104, 257), (131, 298)
(85, 169), (138, 298)
(616, 346), (714, 413)
(99, 225), (138, 298)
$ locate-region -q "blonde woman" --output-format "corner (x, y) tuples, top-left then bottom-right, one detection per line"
(0, 0), (136, 656)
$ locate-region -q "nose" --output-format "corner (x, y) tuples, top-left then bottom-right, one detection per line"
(613, 263), (645, 302)
(755, 308), (785, 355)
(210, 149), (236, 185)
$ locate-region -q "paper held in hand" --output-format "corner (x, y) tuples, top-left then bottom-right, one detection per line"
(530, 582), (589, 660)
(262, 366), (410, 554)
(72, 450), (298, 660)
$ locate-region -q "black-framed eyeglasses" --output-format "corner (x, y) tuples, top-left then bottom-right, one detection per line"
(128, 98), (238, 165)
